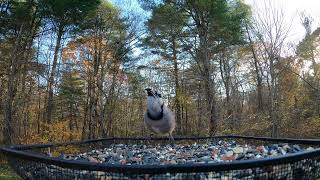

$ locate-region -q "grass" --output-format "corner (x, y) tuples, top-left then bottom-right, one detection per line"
(0, 163), (21, 180)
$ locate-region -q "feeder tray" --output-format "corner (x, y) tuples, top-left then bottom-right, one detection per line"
(1, 135), (320, 180)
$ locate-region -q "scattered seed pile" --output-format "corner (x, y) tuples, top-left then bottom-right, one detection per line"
(60, 140), (316, 165)
(15, 140), (320, 179)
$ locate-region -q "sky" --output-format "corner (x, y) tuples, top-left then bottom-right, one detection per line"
(110, 0), (320, 59)
(109, 0), (320, 89)
(245, 0), (320, 44)
(112, 0), (320, 44)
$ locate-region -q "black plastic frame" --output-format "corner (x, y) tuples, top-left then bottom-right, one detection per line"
(1, 135), (320, 174)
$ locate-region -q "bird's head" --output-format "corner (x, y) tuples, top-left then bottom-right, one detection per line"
(145, 88), (162, 98)
(145, 88), (163, 107)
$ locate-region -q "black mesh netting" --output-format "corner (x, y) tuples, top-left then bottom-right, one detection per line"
(1, 136), (320, 180)
(8, 157), (320, 179)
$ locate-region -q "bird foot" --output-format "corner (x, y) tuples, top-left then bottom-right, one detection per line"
(145, 134), (154, 144)
(168, 134), (175, 145)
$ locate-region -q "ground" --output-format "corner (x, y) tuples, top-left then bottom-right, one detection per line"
(0, 163), (21, 180)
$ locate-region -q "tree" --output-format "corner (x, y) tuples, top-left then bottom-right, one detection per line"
(61, 2), (130, 139)
(245, 23), (264, 111)
(251, 0), (291, 137)
(1, 0), (40, 144)
(144, 3), (187, 135)
(296, 15), (320, 117)
(172, 0), (250, 135)
(57, 65), (84, 132)
(39, 0), (100, 123)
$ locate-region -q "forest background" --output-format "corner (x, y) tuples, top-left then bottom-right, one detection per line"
(0, 0), (320, 148)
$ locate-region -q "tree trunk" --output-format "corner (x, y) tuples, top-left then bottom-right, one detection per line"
(219, 49), (234, 130)
(204, 71), (217, 136)
(197, 83), (202, 136)
(82, 72), (92, 140)
(172, 38), (181, 135)
(106, 71), (117, 136)
(46, 26), (64, 123)
(3, 23), (25, 144)
(270, 57), (279, 137)
(246, 26), (263, 111)
(4, 56), (17, 144)
(199, 28), (217, 136)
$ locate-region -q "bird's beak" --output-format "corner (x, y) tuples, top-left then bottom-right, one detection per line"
(145, 88), (156, 97)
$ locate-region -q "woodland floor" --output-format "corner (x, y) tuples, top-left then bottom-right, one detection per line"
(0, 163), (21, 180)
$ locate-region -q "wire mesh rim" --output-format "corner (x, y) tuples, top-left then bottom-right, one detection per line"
(1, 135), (320, 174)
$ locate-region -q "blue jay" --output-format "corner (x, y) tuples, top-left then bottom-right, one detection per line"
(144, 88), (175, 141)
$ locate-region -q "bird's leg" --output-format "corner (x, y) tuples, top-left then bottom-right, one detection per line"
(145, 133), (154, 144)
(168, 133), (174, 144)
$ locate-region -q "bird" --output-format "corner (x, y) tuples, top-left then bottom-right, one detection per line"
(144, 88), (175, 142)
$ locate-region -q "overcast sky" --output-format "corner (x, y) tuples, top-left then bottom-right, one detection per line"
(245, 0), (320, 44)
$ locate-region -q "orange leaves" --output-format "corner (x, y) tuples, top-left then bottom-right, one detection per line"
(19, 120), (81, 145)
(62, 48), (76, 63)
(82, 59), (92, 70)
(18, 120), (82, 156)
(62, 40), (79, 63)
(62, 36), (116, 73)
